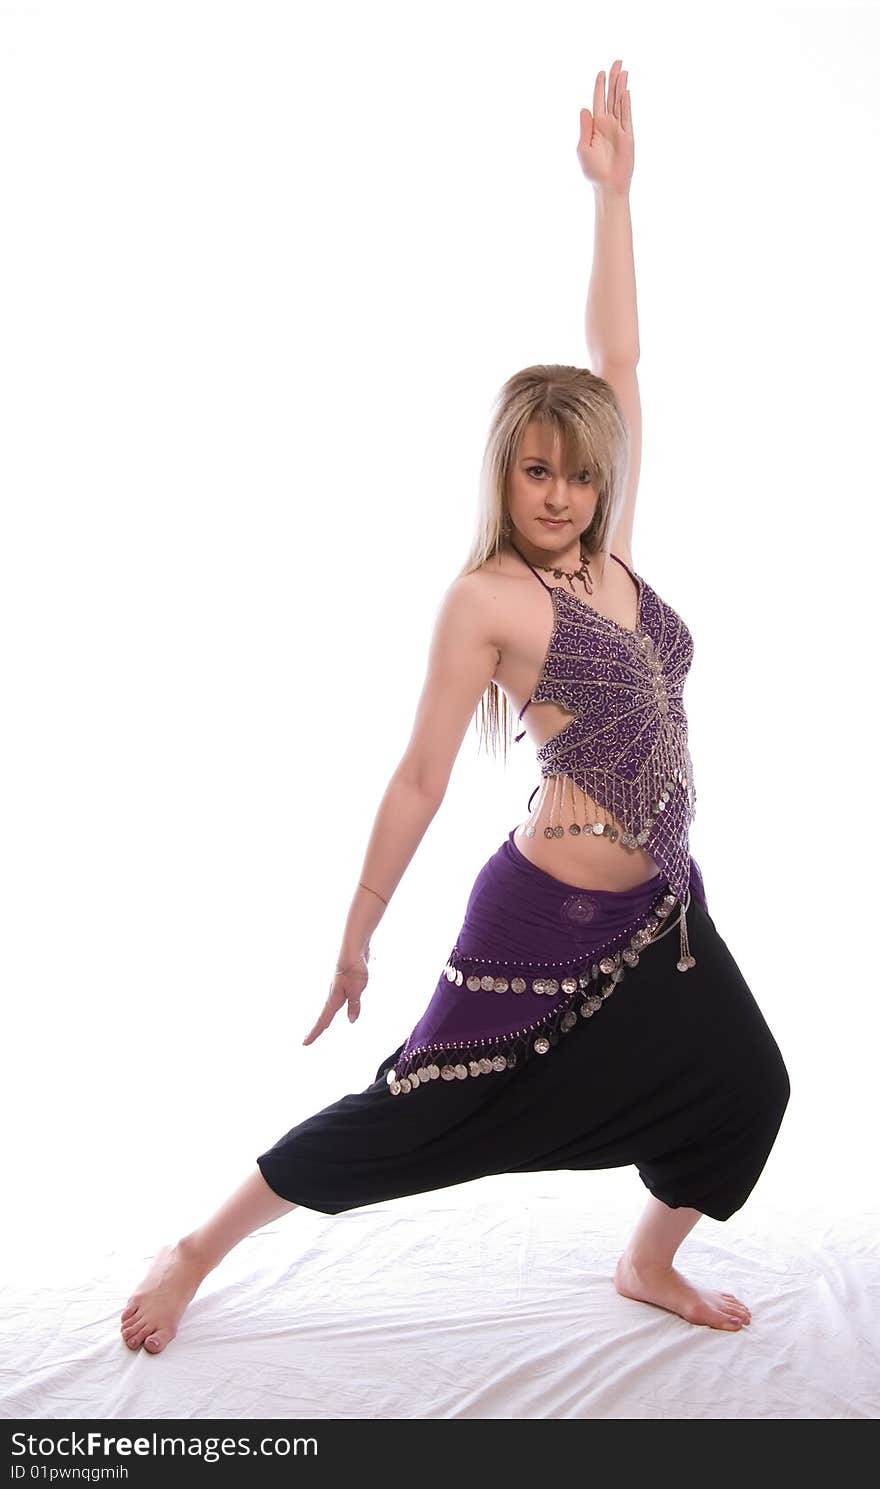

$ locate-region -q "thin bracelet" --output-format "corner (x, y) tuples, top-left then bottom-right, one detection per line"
(359, 880), (389, 907)
(334, 882), (387, 977)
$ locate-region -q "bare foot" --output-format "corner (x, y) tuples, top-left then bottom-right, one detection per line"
(614, 1252), (752, 1331)
(119, 1240), (209, 1354)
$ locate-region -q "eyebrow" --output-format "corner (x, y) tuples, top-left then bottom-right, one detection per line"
(520, 456), (590, 468)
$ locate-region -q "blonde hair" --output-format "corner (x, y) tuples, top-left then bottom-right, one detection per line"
(458, 363), (631, 761)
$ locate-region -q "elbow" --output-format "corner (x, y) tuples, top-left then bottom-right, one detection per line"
(394, 765), (447, 810)
(417, 775), (448, 811)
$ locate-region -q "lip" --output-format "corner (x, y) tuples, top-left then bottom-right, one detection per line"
(537, 518), (568, 527)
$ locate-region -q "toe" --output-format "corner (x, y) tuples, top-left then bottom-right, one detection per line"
(144, 1331), (171, 1353)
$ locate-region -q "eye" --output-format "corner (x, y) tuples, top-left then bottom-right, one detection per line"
(526, 464), (592, 483)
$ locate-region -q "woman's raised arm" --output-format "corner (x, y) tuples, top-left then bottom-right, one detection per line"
(579, 60), (638, 361)
(579, 59), (641, 563)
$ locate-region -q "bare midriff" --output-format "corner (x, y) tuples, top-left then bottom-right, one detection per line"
(512, 772), (662, 891)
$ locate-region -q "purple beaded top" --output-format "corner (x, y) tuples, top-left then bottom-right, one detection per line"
(513, 547), (698, 909)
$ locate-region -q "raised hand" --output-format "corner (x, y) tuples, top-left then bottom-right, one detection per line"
(302, 951), (370, 1046)
(577, 59), (634, 195)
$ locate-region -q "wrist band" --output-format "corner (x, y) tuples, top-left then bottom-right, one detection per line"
(333, 883), (388, 978)
(359, 880), (389, 907)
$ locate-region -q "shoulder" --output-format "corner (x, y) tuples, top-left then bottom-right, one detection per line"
(428, 555), (528, 669)
(449, 552), (535, 641)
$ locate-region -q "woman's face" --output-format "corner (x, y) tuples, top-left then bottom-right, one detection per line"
(506, 422), (599, 556)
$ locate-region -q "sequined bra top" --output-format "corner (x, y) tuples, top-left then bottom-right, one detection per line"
(512, 544), (698, 913)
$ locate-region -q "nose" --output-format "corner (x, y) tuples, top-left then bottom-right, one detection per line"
(546, 477), (571, 508)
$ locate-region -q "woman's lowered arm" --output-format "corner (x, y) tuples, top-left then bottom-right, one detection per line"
(303, 575), (499, 1045)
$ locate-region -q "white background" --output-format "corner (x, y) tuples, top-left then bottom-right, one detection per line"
(2, 0), (878, 1258)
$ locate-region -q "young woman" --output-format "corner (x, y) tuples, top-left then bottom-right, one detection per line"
(120, 60), (789, 1355)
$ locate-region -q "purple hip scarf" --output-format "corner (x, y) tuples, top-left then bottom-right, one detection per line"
(388, 830), (709, 1095)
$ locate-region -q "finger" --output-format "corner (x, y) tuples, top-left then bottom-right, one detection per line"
(303, 1007), (336, 1044)
(622, 84), (632, 132)
(302, 988), (346, 1045)
(609, 59), (622, 116)
(616, 69), (628, 122)
(302, 1016), (329, 1045)
(347, 999), (361, 1023)
(593, 68), (605, 120)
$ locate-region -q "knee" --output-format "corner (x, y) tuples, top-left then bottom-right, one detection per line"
(761, 1045), (791, 1129)
(778, 1057), (791, 1111)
